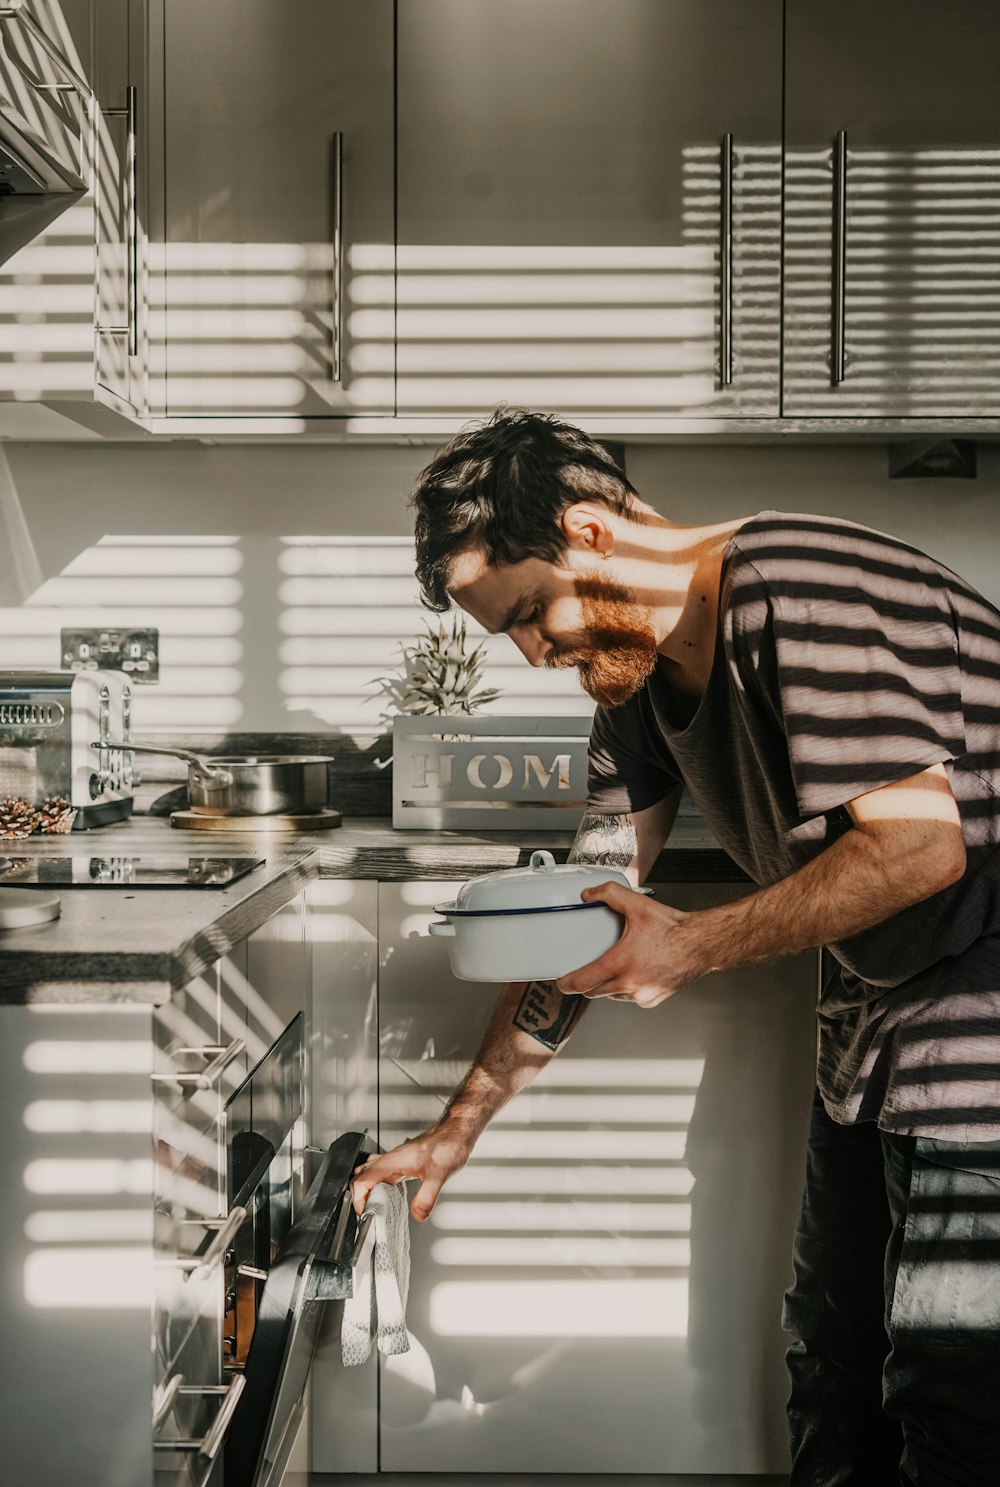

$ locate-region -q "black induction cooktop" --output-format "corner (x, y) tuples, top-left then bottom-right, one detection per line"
(0, 855), (265, 888)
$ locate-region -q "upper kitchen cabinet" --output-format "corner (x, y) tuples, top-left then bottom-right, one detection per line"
(784, 0), (1000, 418)
(396, 0), (783, 423)
(0, 0), (95, 404)
(94, 0), (148, 418)
(154, 0), (393, 423)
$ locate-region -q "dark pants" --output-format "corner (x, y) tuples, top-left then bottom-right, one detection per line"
(783, 1091), (1000, 1486)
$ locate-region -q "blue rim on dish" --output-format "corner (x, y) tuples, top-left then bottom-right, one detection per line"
(432, 888), (654, 918)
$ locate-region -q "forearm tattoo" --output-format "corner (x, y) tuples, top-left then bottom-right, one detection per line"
(513, 812), (637, 1048)
(568, 810), (638, 871)
(514, 980), (586, 1048)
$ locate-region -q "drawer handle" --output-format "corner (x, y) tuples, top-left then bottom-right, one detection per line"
(178, 1205), (247, 1281)
(152, 1037), (245, 1090)
(152, 1371), (183, 1430)
(153, 1374), (247, 1461)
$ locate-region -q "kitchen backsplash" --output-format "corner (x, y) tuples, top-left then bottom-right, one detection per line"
(1, 438), (998, 737)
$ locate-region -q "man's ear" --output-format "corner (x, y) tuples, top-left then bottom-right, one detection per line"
(560, 502), (614, 558)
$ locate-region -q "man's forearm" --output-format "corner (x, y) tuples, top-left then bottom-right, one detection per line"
(440, 980), (584, 1138)
(438, 809), (647, 1138)
(682, 818), (965, 979)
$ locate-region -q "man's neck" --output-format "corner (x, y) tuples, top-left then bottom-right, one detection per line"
(645, 515), (749, 695)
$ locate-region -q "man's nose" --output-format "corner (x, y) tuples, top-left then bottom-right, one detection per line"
(510, 627), (551, 667)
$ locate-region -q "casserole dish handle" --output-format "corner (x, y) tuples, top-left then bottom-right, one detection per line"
(428, 920), (456, 938)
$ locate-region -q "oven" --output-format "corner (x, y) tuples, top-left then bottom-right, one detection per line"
(153, 1008), (376, 1487)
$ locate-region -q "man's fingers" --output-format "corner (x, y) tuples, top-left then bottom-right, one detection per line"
(556, 947), (623, 996)
(581, 880), (640, 915)
(410, 1175), (444, 1222)
(350, 1158), (417, 1215)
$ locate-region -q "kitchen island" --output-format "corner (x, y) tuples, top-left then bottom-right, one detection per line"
(0, 815), (805, 1487)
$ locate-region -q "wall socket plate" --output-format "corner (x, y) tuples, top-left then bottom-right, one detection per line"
(61, 627), (160, 683)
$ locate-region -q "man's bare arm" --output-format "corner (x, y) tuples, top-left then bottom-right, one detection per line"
(557, 765), (967, 1007)
(351, 790), (680, 1218)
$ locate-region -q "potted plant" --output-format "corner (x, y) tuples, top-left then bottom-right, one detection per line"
(375, 613), (501, 719)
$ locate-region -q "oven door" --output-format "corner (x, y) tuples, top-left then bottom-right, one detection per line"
(224, 1129), (378, 1487)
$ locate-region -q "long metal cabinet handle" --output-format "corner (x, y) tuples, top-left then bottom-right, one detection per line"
(720, 133), (733, 387)
(0, 2), (92, 98)
(98, 85), (139, 356)
(125, 84), (137, 356)
(153, 1375), (247, 1460)
(831, 129), (847, 386)
(331, 130), (344, 381)
(151, 1036), (245, 1089)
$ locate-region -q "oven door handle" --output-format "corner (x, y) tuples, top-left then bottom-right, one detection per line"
(300, 1133), (380, 1302)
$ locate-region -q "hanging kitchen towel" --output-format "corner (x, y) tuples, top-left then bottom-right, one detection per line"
(341, 1179), (412, 1367)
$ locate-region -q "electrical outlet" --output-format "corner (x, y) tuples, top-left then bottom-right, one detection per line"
(61, 627), (160, 683)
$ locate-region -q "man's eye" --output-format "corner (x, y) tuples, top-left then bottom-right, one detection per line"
(524, 606), (542, 624)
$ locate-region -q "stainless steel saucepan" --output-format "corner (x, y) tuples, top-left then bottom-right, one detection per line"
(96, 740), (333, 816)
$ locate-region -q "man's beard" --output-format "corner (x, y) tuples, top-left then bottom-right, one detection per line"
(546, 571), (659, 708)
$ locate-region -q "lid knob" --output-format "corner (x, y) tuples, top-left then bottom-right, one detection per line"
(529, 850), (556, 873)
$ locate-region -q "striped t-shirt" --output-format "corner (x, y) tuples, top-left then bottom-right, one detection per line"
(586, 511), (1000, 1140)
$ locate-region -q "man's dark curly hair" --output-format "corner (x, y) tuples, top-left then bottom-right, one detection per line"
(411, 407), (640, 611)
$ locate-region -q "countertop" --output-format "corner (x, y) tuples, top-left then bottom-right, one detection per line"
(0, 814), (743, 1003)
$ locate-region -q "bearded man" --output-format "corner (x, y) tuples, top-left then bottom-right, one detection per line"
(352, 407), (1000, 1487)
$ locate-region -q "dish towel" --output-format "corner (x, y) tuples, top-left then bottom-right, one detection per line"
(341, 1180), (412, 1367)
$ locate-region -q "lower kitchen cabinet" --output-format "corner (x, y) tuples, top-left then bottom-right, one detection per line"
(0, 1001), (159, 1487)
(372, 880), (817, 1477)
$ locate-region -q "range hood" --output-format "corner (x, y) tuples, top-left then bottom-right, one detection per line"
(0, 1), (91, 268)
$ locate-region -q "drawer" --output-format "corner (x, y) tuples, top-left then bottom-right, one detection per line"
(154, 973), (244, 1135)
(154, 1122), (227, 1380)
(217, 939), (251, 1094)
(154, 965), (224, 1113)
(154, 1311), (234, 1487)
(155, 1103), (225, 1212)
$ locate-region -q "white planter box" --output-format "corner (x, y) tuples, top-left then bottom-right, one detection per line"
(391, 715), (592, 831)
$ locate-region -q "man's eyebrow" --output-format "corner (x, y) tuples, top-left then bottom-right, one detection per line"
(494, 593), (531, 636)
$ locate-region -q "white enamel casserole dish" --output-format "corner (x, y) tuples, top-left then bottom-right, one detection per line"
(429, 849), (652, 982)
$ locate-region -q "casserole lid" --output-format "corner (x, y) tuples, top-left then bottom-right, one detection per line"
(441, 849), (630, 915)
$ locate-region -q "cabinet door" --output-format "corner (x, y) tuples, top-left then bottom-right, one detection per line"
(374, 880), (816, 1476)
(397, 0), (782, 421)
(0, 0), (94, 403)
(95, 0), (147, 416)
(784, 0), (1000, 417)
(162, 0), (394, 419)
(0, 1004), (156, 1487)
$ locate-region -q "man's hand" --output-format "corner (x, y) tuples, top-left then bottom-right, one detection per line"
(350, 1121), (475, 1222)
(554, 882), (702, 1007)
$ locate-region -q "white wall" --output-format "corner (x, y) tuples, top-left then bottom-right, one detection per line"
(626, 441), (1000, 610)
(1, 438), (997, 732)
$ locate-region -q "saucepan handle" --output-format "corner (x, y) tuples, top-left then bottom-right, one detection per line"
(95, 739), (229, 785)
